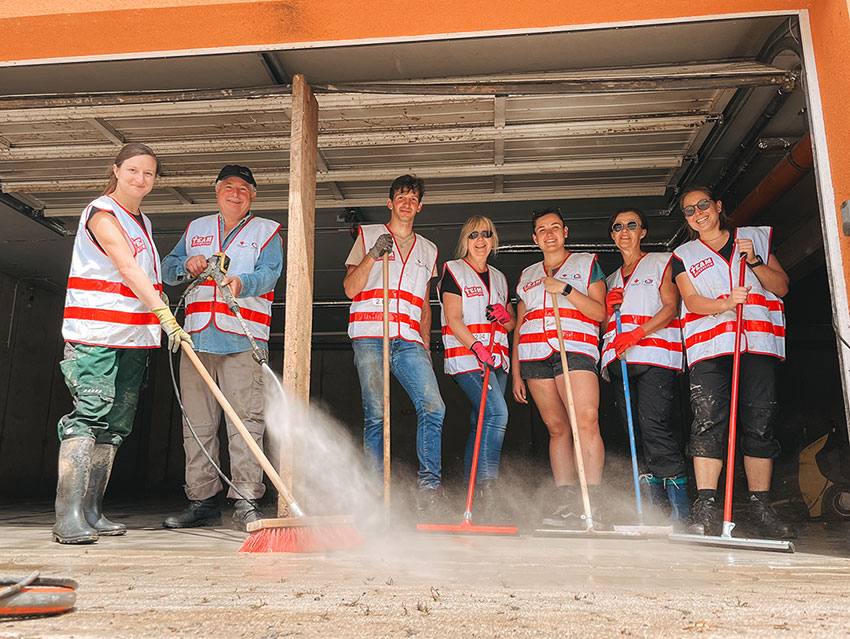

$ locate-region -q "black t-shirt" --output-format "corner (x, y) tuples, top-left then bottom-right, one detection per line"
(86, 206), (145, 253)
(439, 264), (490, 300)
(671, 233), (736, 280)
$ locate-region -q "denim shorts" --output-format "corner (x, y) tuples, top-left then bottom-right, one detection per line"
(519, 351), (598, 379)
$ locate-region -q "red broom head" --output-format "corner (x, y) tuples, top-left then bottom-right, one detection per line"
(238, 524), (364, 553)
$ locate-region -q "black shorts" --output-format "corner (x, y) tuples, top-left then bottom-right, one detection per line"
(519, 351), (598, 379)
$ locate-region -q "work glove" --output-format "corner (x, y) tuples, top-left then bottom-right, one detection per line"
(470, 341), (496, 370)
(605, 287), (624, 317)
(613, 326), (645, 357)
(152, 306), (194, 353)
(368, 234), (394, 260)
(485, 303), (511, 325)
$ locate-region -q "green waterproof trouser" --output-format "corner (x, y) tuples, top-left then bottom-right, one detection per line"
(57, 342), (151, 446)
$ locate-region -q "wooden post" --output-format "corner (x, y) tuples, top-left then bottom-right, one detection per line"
(280, 74), (318, 516)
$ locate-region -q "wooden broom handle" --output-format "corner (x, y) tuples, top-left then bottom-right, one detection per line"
(180, 342), (298, 508)
(382, 253), (391, 519)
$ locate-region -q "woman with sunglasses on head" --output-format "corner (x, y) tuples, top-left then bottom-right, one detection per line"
(671, 186), (793, 540)
(512, 208), (607, 529)
(438, 216), (515, 521)
(599, 208), (689, 528)
(54, 143), (193, 544)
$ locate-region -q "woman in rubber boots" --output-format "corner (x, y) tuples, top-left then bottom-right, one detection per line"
(54, 143), (193, 544)
(438, 216), (516, 522)
(511, 208), (607, 528)
(672, 186), (794, 539)
(600, 207), (689, 528)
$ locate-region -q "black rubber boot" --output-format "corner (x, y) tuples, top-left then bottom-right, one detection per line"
(688, 495), (721, 536)
(417, 486), (449, 524)
(232, 499), (263, 532)
(473, 479), (499, 524)
(53, 437), (99, 544)
(665, 476), (691, 529)
(84, 444), (126, 536)
(745, 492), (797, 539)
(162, 497), (221, 529)
(540, 485), (584, 529)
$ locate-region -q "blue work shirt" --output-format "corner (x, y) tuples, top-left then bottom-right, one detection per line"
(162, 213), (283, 354)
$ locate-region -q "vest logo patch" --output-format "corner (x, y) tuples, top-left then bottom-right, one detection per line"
(573, 273), (582, 279)
(130, 236), (146, 254)
(522, 277), (543, 292)
(644, 278), (654, 285)
(689, 258), (714, 278)
(191, 234), (214, 248)
(464, 285), (484, 298)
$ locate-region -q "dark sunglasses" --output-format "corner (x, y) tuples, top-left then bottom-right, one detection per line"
(682, 198), (712, 217)
(468, 230), (493, 240)
(612, 221), (640, 233)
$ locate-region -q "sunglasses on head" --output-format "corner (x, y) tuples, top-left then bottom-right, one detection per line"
(612, 221), (640, 233)
(468, 229), (493, 240)
(682, 198), (712, 217)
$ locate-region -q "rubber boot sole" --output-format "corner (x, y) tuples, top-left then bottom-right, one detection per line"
(52, 531), (98, 545)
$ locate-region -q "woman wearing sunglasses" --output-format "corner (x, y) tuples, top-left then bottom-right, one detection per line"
(671, 186), (793, 539)
(512, 208), (607, 529)
(599, 208), (689, 527)
(438, 216), (515, 520)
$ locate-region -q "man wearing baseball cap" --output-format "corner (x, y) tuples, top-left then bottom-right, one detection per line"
(161, 165), (283, 531)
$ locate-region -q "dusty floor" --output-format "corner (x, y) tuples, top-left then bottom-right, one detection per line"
(2, 501), (850, 639)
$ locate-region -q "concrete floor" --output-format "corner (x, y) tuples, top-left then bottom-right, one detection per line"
(2, 501), (850, 639)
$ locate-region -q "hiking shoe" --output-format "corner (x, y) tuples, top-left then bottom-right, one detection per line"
(417, 487), (450, 523)
(163, 497), (221, 529)
(688, 495), (721, 536)
(232, 499), (263, 532)
(745, 493), (796, 539)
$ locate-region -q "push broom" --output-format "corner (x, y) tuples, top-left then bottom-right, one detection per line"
(668, 256), (794, 553)
(179, 343), (363, 553)
(534, 289), (640, 538)
(418, 324), (518, 535)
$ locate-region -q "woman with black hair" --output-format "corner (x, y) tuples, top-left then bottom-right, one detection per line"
(671, 186), (793, 539)
(600, 207), (689, 527)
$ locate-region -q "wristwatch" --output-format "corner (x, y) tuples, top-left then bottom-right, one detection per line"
(562, 283), (573, 297)
(746, 255), (765, 269)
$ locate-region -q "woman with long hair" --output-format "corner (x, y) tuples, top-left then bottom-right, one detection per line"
(671, 186), (793, 539)
(511, 207), (607, 528)
(54, 143), (192, 544)
(438, 216), (515, 521)
(599, 207), (688, 527)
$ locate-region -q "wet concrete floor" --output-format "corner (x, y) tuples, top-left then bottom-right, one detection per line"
(2, 501), (850, 638)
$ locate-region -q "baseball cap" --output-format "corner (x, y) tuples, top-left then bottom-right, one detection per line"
(216, 164), (256, 187)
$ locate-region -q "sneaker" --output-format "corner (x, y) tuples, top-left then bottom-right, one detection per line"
(162, 497), (221, 529)
(417, 487), (450, 523)
(540, 503), (586, 529)
(745, 493), (796, 539)
(688, 495), (721, 536)
(232, 499), (263, 532)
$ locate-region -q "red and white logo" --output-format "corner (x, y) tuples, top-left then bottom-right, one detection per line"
(522, 277), (543, 292)
(190, 234), (214, 248)
(130, 236), (146, 254)
(689, 257), (714, 278)
(464, 285), (484, 298)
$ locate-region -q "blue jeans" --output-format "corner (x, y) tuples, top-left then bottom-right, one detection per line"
(352, 338), (446, 489)
(454, 368), (509, 483)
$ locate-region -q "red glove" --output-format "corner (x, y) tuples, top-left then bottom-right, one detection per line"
(606, 287), (624, 316)
(486, 303), (510, 325)
(470, 341), (496, 370)
(613, 326), (646, 357)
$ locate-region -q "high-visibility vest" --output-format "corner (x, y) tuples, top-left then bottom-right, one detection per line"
(438, 259), (510, 375)
(600, 252), (683, 379)
(673, 226), (785, 366)
(516, 253), (600, 362)
(62, 195), (162, 348)
(183, 214), (280, 342)
(348, 224), (438, 345)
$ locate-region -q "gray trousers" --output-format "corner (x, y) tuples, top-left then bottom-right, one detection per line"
(179, 350), (266, 500)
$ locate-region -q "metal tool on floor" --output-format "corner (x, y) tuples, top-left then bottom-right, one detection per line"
(669, 256), (795, 553)
(534, 290), (640, 539)
(611, 306), (673, 537)
(0, 571), (77, 617)
(418, 325), (518, 536)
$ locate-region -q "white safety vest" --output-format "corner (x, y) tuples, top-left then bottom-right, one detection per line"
(600, 252), (683, 379)
(348, 224), (438, 345)
(63, 195), (162, 348)
(516, 253), (600, 362)
(183, 214), (280, 342)
(438, 259), (510, 375)
(673, 226), (785, 366)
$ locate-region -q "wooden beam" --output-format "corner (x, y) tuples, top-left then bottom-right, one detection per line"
(280, 74), (318, 516)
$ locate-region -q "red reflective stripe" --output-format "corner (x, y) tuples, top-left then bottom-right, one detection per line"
(604, 317), (681, 333)
(353, 288), (424, 307)
(638, 338), (683, 352)
(185, 301), (272, 327)
(349, 312), (421, 333)
(261, 291), (275, 301)
(520, 331), (599, 346)
(445, 343), (510, 359)
(67, 277), (162, 298)
(684, 320), (783, 347)
(63, 306), (158, 325)
(522, 308), (596, 326)
(442, 323), (507, 336)
(747, 293), (783, 311)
